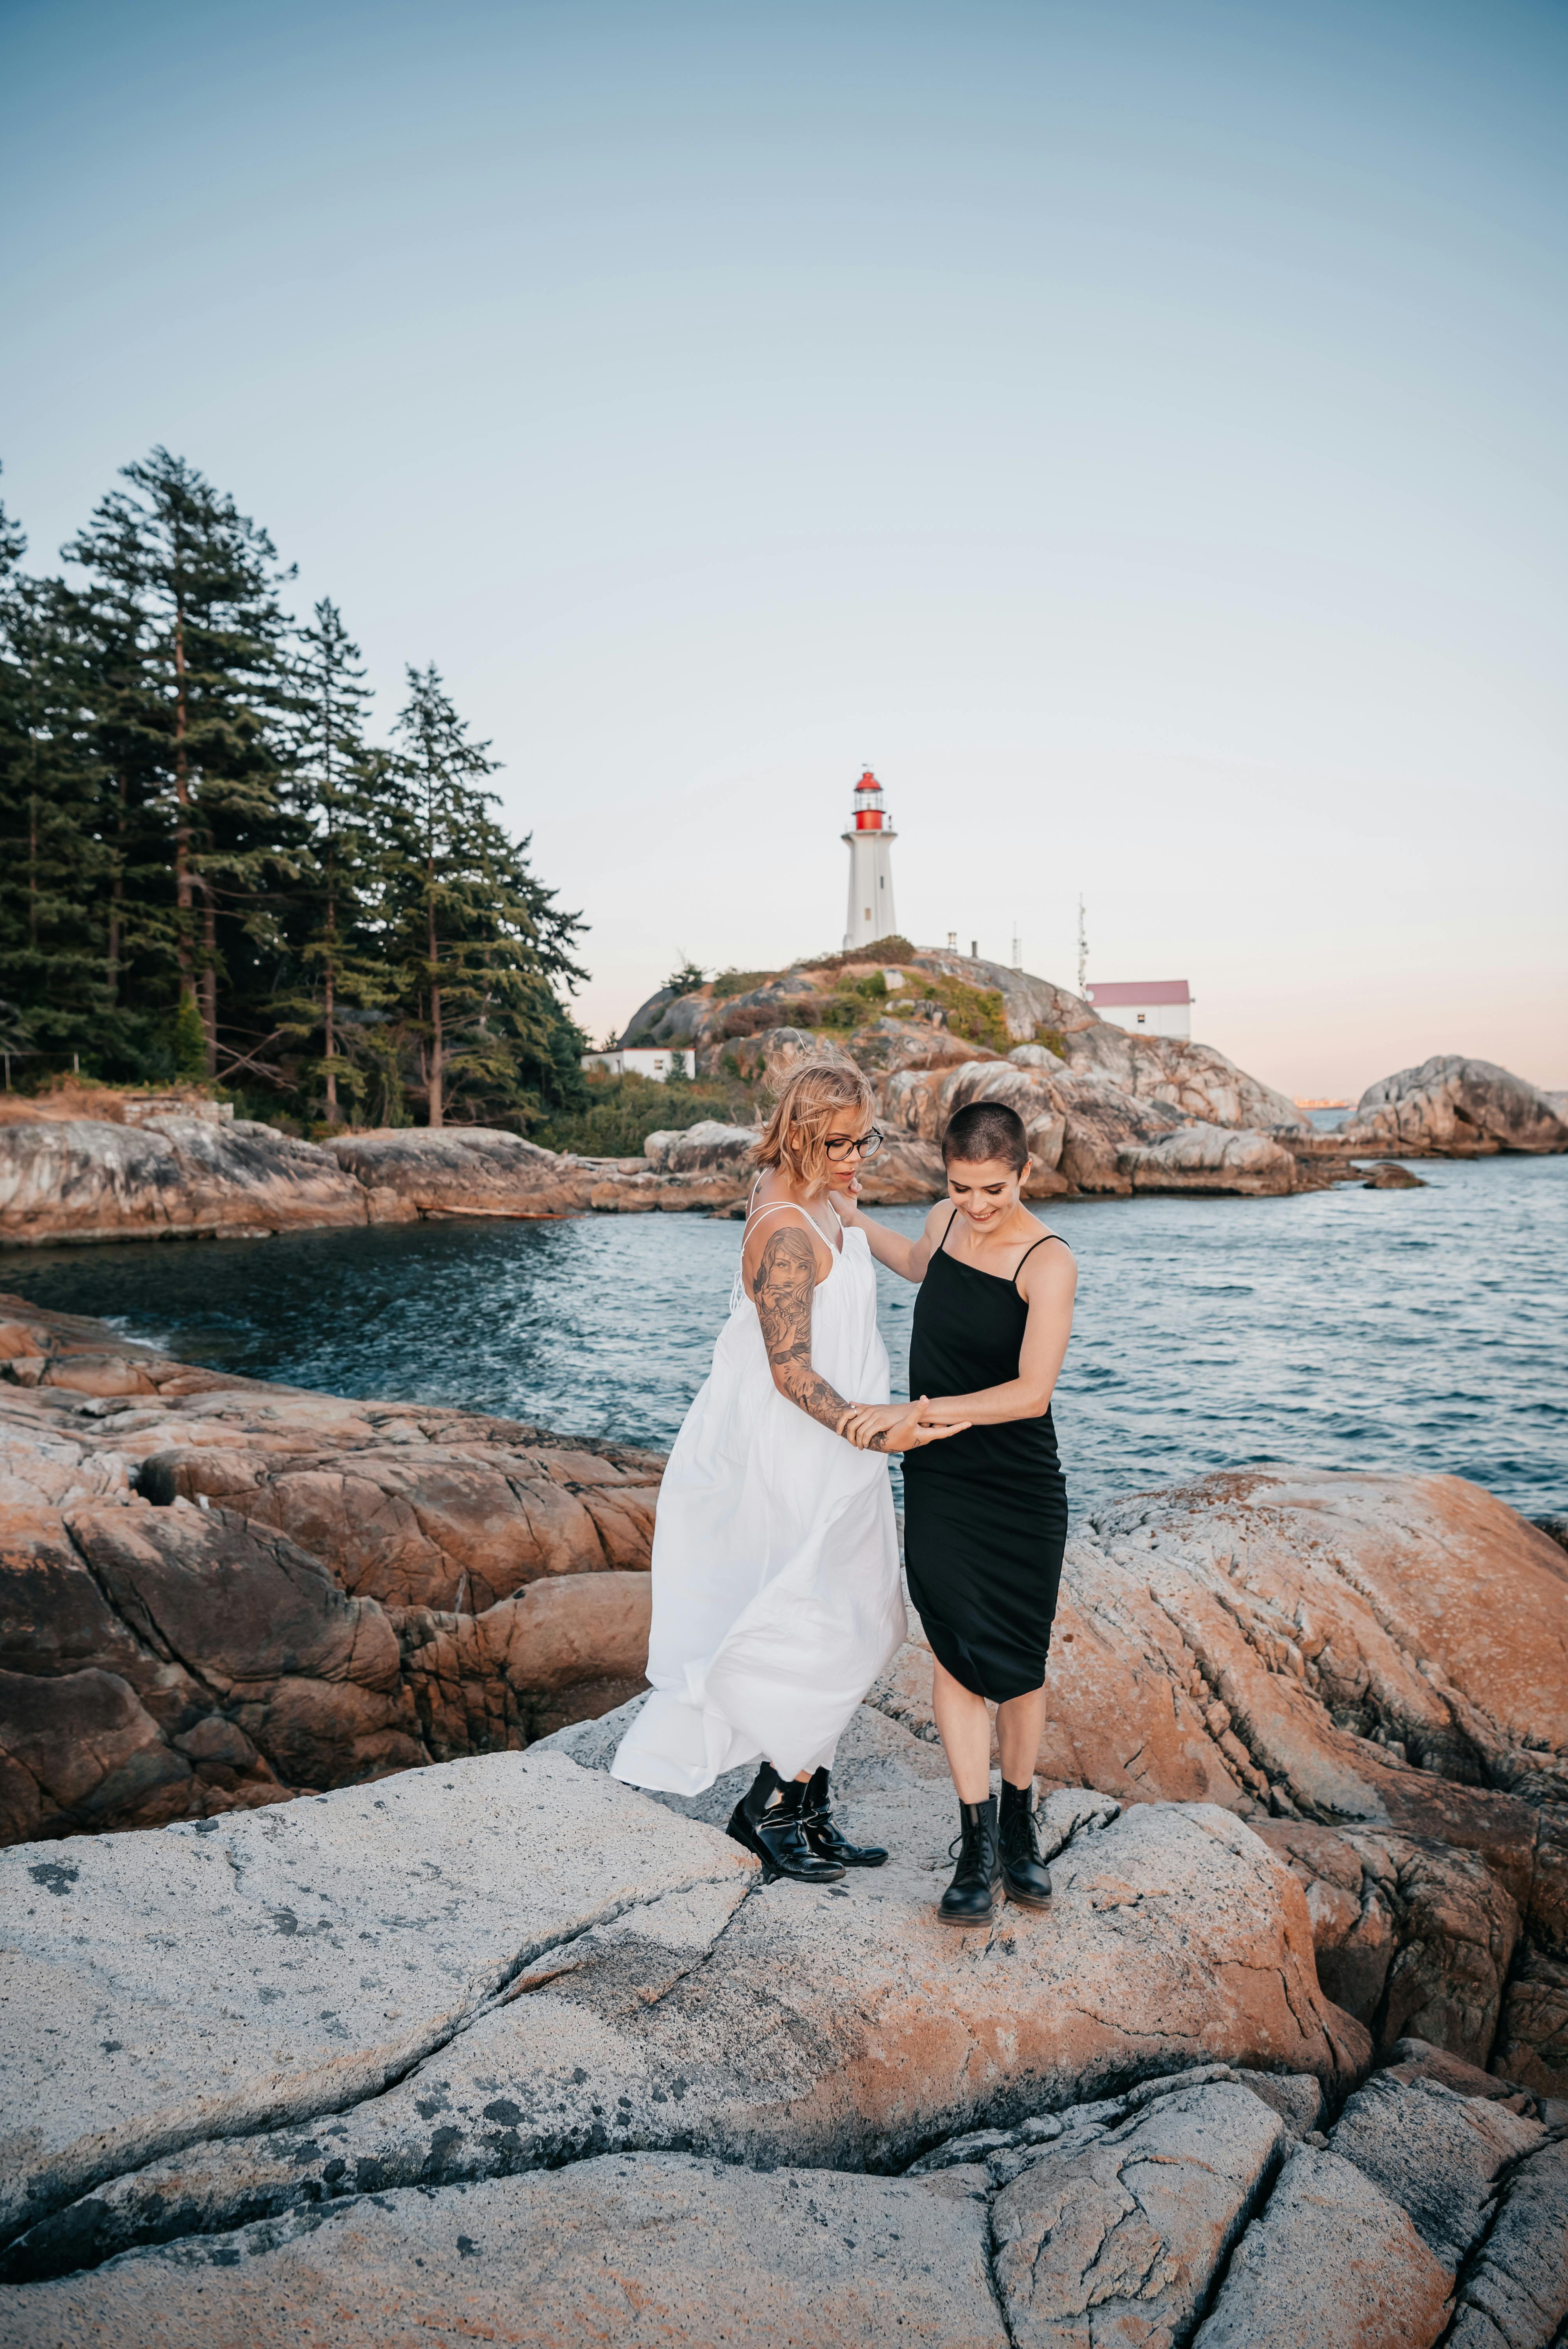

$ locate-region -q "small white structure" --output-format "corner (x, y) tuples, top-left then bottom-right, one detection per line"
(1084, 980), (1192, 1040)
(581, 1047), (697, 1082)
(842, 768), (898, 950)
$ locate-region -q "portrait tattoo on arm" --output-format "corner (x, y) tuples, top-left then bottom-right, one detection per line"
(750, 1224), (880, 1442)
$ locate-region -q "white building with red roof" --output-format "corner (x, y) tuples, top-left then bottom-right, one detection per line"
(1084, 978), (1193, 1040)
(841, 768), (898, 950)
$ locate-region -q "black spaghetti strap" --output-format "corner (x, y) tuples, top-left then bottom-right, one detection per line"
(1012, 1232), (1067, 1294)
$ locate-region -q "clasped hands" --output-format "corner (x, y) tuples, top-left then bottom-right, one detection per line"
(839, 1396), (969, 1452)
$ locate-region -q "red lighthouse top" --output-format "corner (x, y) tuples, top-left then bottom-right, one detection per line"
(851, 768), (886, 830)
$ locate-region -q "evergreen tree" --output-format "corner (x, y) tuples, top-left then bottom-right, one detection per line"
(0, 575), (115, 1056)
(0, 474), (117, 1065)
(384, 665), (587, 1126)
(285, 599), (387, 1123)
(64, 450), (298, 1076)
(0, 454), (592, 1123)
(71, 572), (171, 1043)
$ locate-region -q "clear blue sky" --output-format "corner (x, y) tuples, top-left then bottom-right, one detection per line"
(4, 0), (1564, 1094)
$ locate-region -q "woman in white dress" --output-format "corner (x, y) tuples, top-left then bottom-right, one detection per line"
(611, 1058), (963, 1882)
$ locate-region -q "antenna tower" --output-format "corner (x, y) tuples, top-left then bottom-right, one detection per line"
(1077, 895), (1088, 997)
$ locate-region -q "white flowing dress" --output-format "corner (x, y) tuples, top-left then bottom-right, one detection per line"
(610, 1206), (905, 1797)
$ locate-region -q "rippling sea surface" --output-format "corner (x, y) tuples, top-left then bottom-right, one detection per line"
(8, 1156), (1565, 1515)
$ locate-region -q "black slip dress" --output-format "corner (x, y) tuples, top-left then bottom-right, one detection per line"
(901, 1213), (1070, 1703)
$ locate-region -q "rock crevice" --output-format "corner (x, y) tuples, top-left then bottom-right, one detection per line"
(0, 1725), (1563, 2342)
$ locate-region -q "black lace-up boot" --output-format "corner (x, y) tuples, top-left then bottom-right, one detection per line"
(937, 1793), (1000, 1925)
(799, 1767), (888, 1869)
(998, 1777), (1053, 1909)
(727, 1764), (846, 1885)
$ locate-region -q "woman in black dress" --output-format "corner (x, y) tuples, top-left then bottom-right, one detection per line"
(844, 1100), (1076, 1926)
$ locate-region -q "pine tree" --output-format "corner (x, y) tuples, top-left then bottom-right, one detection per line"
(383, 666), (587, 1126)
(0, 483), (114, 1065)
(65, 450), (298, 1078)
(0, 456), (593, 1119)
(285, 599), (388, 1122)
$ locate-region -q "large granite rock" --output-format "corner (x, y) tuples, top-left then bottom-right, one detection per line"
(1339, 1057), (1568, 1157)
(1327, 2072), (1544, 2269)
(4, 1740), (1563, 2344)
(879, 1055), (1074, 1195)
(870, 1464), (1568, 2089)
(1445, 2135), (1568, 2349)
(987, 2074), (1287, 2345)
(1117, 1118), (1299, 1195)
(641, 1118), (759, 1172)
(1065, 1021), (1310, 1136)
(1192, 2142), (1455, 2347)
(324, 1124), (592, 1217)
(0, 1301), (658, 1844)
(0, 1115), (367, 1245)
(876, 1051), (1297, 1197)
(0, 1711), (1363, 2282)
(0, 2154), (1011, 2347)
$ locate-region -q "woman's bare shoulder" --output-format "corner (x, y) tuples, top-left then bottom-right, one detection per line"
(1018, 1216), (1076, 1295)
(743, 1196), (815, 1245)
(741, 1197), (833, 1279)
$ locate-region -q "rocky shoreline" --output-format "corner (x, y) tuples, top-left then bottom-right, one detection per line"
(1, 1300), (1565, 2339)
(0, 1036), (1561, 1250)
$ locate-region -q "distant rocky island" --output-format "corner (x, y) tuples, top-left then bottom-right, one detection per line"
(0, 945), (1561, 1245)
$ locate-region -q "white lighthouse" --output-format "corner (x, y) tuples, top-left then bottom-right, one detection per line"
(842, 768), (898, 950)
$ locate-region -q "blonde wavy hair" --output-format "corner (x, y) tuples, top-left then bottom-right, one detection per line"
(754, 1058), (875, 1187)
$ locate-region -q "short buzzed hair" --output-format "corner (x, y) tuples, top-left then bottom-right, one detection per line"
(941, 1100), (1028, 1171)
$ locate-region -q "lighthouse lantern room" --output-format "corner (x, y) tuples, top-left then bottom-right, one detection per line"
(841, 768), (898, 951)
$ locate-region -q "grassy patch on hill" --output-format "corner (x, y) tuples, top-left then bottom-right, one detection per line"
(893, 975), (1010, 1052)
(709, 968), (781, 1000)
(796, 935), (917, 974)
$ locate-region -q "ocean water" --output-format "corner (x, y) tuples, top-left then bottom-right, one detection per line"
(6, 1155), (1564, 1517)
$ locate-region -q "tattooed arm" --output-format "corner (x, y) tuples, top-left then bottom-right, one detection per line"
(747, 1216), (964, 1453)
(748, 1221), (862, 1439)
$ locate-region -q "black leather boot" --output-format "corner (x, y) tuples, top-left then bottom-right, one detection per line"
(999, 1777), (1053, 1909)
(727, 1765), (846, 1885)
(800, 1767), (888, 1869)
(937, 1794), (1000, 1925)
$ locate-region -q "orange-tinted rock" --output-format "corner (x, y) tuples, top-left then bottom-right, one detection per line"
(0, 1666), (193, 1843)
(871, 1466), (1567, 2086)
(0, 1302), (660, 1845)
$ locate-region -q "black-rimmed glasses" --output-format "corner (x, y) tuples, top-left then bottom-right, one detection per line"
(824, 1129), (885, 1162)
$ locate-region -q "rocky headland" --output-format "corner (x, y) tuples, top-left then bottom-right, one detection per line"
(0, 1300), (1565, 2340)
(0, 961), (1560, 1251)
